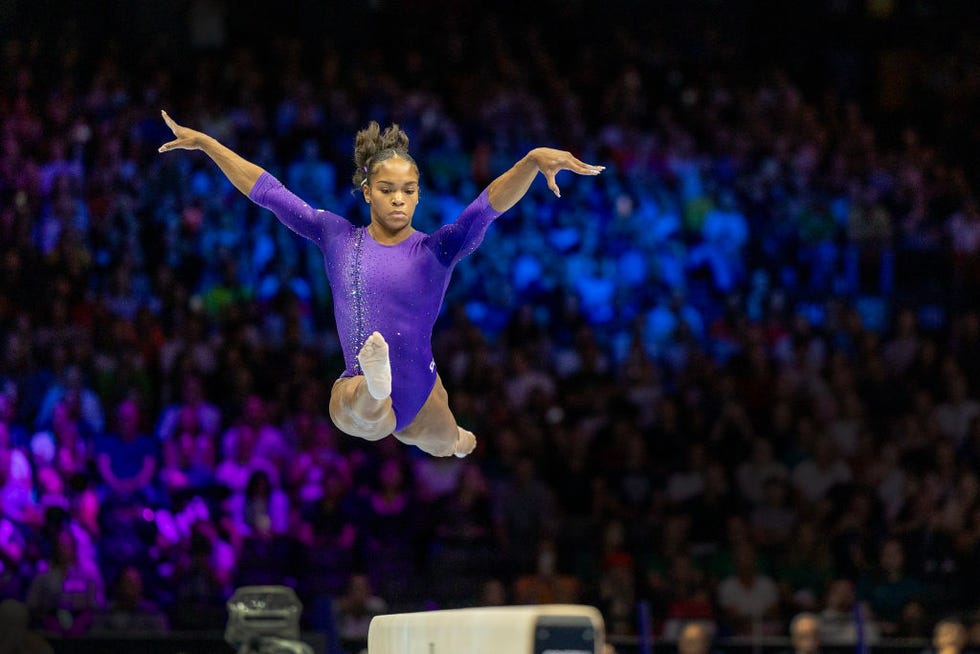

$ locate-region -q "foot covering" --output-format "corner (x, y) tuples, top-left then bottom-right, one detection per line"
(357, 331), (392, 400)
(453, 426), (477, 458)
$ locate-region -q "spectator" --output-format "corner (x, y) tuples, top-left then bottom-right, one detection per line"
(333, 573), (387, 653)
(0, 447), (38, 529)
(91, 566), (169, 634)
(933, 374), (980, 447)
(299, 457), (359, 598)
(735, 437), (789, 507)
(925, 619), (971, 654)
(666, 442), (708, 509)
(214, 411), (275, 494)
(750, 477), (797, 553)
(95, 399), (160, 505)
(513, 537), (583, 606)
(284, 387), (342, 503)
(786, 613), (822, 654)
(862, 538), (926, 636)
(791, 438), (851, 507)
(170, 522), (231, 631)
(479, 578), (508, 607)
(25, 529), (104, 637)
(690, 460), (740, 551)
(884, 309), (921, 375)
(503, 350), (556, 411)
(495, 456), (556, 576)
(0, 391), (28, 453)
(46, 402), (88, 480)
(159, 405), (216, 494)
(687, 191), (748, 293)
(227, 468), (290, 539)
(965, 612), (980, 651)
(232, 477), (297, 588)
(717, 543), (781, 636)
(363, 456), (420, 600)
(0, 509), (28, 599)
(429, 462), (495, 600)
(658, 553), (716, 640)
(220, 394), (287, 478)
(0, 426), (34, 524)
(819, 579), (880, 646)
(676, 621), (719, 654)
(35, 366), (104, 438)
(159, 319), (220, 387)
(598, 551), (636, 637)
(156, 373), (221, 443)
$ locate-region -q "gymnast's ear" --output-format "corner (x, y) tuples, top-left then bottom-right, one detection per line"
(362, 180), (371, 204)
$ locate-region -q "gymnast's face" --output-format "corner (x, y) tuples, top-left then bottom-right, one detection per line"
(363, 156), (420, 240)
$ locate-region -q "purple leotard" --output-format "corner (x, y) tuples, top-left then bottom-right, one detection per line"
(249, 172), (501, 431)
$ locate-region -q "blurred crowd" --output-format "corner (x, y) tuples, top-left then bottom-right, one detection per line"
(5, 1), (980, 651)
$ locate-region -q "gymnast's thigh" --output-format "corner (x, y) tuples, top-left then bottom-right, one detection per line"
(393, 374), (457, 456)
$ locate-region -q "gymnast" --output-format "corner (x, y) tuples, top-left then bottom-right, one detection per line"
(159, 110), (603, 458)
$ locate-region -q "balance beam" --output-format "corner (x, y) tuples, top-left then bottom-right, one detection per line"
(368, 604), (605, 654)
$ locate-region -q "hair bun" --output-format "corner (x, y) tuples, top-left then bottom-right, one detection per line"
(352, 122), (417, 189)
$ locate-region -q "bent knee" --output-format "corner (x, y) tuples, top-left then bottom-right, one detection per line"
(329, 388), (395, 441)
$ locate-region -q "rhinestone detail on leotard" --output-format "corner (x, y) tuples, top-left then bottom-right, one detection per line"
(350, 227), (366, 375)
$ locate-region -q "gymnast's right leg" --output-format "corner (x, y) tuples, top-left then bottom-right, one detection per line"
(393, 375), (476, 458)
(328, 333), (396, 441)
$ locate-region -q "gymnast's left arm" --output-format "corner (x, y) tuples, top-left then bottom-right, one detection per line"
(485, 147), (604, 212)
(430, 149), (604, 266)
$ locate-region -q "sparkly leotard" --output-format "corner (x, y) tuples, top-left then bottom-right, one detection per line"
(249, 172), (501, 431)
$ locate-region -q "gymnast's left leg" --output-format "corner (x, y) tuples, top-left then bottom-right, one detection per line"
(394, 375), (476, 458)
(328, 332), (397, 441)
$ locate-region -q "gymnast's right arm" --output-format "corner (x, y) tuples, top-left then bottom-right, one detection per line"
(158, 109), (337, 241)
(158, 110), (264, 196)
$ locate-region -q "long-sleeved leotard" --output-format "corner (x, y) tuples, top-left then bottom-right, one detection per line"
(249, 172), (501, 432)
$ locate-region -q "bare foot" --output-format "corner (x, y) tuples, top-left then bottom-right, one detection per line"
(357, 331), (391, 400)
(453, 426), (477, 458)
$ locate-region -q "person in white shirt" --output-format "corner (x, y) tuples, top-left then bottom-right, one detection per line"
(791, 437), (851, 505)
(818, 579), (880, 646)
(933, 373), (980, 447)
(717, 543), (779, 635)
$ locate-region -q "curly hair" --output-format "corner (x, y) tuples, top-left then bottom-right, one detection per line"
(352, 121), (419, 189)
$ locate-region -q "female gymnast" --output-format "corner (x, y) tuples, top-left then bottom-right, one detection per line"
(159, 110), (603, 458)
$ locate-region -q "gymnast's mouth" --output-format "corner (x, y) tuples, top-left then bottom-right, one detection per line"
(389, 211), (407, 218)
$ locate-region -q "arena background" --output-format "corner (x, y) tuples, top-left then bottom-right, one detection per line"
(3, 1), (980, 653)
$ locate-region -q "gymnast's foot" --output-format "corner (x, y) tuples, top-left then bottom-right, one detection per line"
(453, 426), (477, 458)
(357, 331), (392, 400)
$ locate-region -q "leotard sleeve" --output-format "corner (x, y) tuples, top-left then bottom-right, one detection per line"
(249, 172), (350, 244)
(427, 188), (502, 266)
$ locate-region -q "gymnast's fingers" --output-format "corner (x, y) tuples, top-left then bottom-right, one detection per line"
(544, 170), (561, 198)
(566, 157), (604, 175)
(161, 109), (180, 135)
(552, 150), (603, 174)
(158, 138), (195, 153)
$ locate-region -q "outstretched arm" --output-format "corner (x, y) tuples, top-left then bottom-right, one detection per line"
(158, 110), (348, 243)
(486, 147), (604, 212)
(429, 149), (603, 265)
(158, 110), (265, 196)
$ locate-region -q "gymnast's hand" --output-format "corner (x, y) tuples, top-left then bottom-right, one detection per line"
(158, 110), (206, 153)
(527, 147), (604, 198)
(156, 109), (265, 196)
